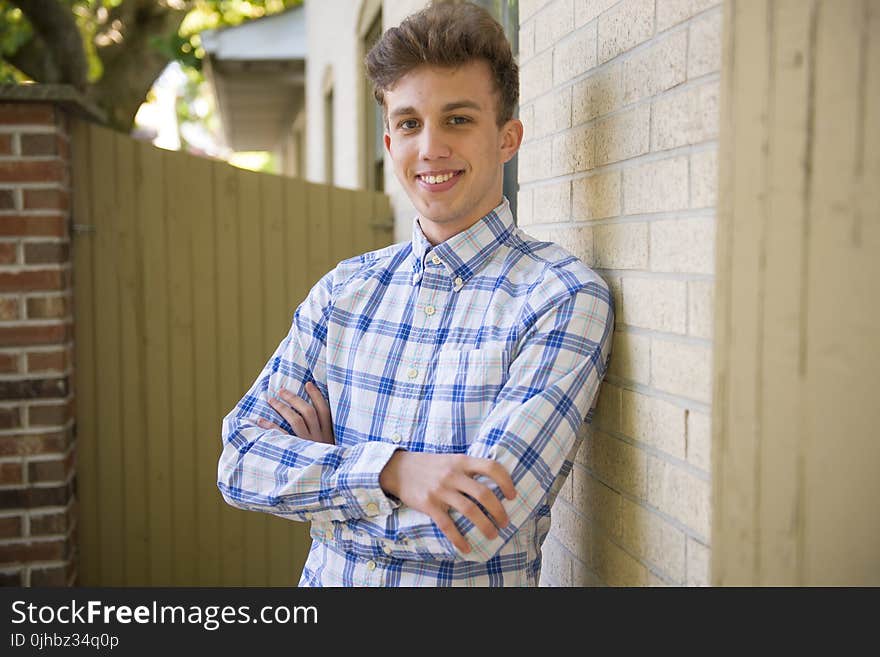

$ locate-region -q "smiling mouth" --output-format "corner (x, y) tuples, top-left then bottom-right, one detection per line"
(417, 170), (463, 185)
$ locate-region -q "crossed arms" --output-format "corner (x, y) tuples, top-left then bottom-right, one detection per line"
(217, 268), (614, 561)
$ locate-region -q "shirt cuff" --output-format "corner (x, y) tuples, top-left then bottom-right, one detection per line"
(343, 440), (403, 518)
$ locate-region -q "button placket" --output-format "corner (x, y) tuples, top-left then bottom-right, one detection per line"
(397, 277), (435, 437)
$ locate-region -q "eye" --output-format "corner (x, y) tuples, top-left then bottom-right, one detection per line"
(398, 119), (420, 131)
(448, 115), (471, 125)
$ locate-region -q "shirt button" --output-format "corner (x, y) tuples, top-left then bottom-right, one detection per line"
(431, 254), (442, 265)
(407, 367), (418, 379)
(366, 560), (377, 571)
(391, 433), (402, 443)
(454, 277), (463, 289)
(304, 513), (312, 521)
(382, 542), (393, 555)
(425, 305), (435, 316)
(366, 502), (379, 515)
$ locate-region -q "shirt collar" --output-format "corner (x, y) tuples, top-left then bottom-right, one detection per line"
(410, 197), (515, 286)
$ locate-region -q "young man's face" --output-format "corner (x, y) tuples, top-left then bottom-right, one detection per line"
(383, 60), (523, 245)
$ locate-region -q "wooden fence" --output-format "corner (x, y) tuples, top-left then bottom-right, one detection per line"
(70, 119), (394, 585)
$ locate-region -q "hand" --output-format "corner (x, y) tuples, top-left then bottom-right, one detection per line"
(379, 451), (516, 554)
(258, 382), (335, 445)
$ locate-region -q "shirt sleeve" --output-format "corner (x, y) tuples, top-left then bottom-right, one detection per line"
(346, 278), (615, 562)
(216, 269), (402, 524)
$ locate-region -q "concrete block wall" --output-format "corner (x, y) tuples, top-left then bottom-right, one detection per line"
(0, 102), (77, 586)
(517, 0), (721, 586)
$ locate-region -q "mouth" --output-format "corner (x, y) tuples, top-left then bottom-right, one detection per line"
(415, 169), (464, 191)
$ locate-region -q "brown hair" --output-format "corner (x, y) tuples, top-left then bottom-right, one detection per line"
(364, 1), (519, 127)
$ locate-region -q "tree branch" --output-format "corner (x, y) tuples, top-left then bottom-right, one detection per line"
(88, 1), (188, 130)
(10, 0), (88, 89)
(4, 32), (60, 82)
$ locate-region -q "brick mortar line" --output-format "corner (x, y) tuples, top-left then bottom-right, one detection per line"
(518, 0), (556, 26)
(550, 494), (683, 585)
(566, 459), (711, 545)
(600, 375), (712, 413)
(0, 556), (74, 568)
(0, 292), (70, 299)
(520, 207), (716, 228)
(518, 140), (718, 189)
(594, 267), (713, 281)
(0, 452), (74, 466)
(0, 126), (65, 135)
(518, 145), (720, 186)
(0, 182), (71, 189)
(519, 73), (722, 150)
(0, 482), (73, 492)
(609, 323), (712, 346)
(21, 422), (75, 434)
(0, 423), (74, 437)
(0, 156), (69, 163)
(7, 466), (75, 488)
(0, 372), (72, 380)
(0, 211), (69, 218)
(540, 533), (606, 586)
(0, 321), (73, 330)
(590, 416), (711, 477)
(3, 534), (75, 543)
(610, 321), (709, 342)
(0, 396), (74, 404)
(0, 237), (70, 243)
(519, 1), (723, 67)
(520, 31), (721, 104)
(0, 533), (70, 544)
(0, 263), (71, 272)
(0, 500), (75, 518)
(0, 348), (73, 356)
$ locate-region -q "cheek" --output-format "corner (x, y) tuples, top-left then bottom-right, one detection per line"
(391, 143), (415, 171)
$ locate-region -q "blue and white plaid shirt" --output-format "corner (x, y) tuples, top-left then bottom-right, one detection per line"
(218, 198), (614, 586)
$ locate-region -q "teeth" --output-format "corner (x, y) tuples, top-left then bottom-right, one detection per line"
(422, 172), (456, 184)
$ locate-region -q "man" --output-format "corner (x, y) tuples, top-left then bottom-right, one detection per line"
(217, 1), (614, 587)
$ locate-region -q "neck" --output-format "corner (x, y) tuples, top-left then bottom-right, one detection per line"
(419, 195), (504, 246)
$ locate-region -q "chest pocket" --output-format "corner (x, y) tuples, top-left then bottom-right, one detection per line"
(416, 347), (509, 453)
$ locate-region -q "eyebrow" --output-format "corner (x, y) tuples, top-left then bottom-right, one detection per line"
(388, 100), (483, 120)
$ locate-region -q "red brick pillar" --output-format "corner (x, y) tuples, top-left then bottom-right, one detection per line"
(0, 101), (77, 586)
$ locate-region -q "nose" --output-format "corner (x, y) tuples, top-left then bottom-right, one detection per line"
(418, 122), (451, 161)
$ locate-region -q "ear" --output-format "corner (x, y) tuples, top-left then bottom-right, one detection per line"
(499, 118), (524, 165)
(383, 132), (392, 155)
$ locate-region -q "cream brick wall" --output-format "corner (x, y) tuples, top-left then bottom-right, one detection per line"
(520, 0), (721, 586)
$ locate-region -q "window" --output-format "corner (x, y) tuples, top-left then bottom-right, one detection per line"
(363, 10), (384, 191)
(324, 83), (334, 185)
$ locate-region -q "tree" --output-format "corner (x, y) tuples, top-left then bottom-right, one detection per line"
(0, 0), (300, 131)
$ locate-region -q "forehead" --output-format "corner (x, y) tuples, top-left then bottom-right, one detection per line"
(384, 60), (497, 113)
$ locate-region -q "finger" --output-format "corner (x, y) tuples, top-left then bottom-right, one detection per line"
(465, 457), (517, 500)
(305, 382), (333, 435)
(268, 396), (312, 440)
(256, 417), (285, 432)
(456, 474), (510, 529)
(430, 505), (471, 554)
(444, 488), (499, 541)
(278, 389), (320, 437)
